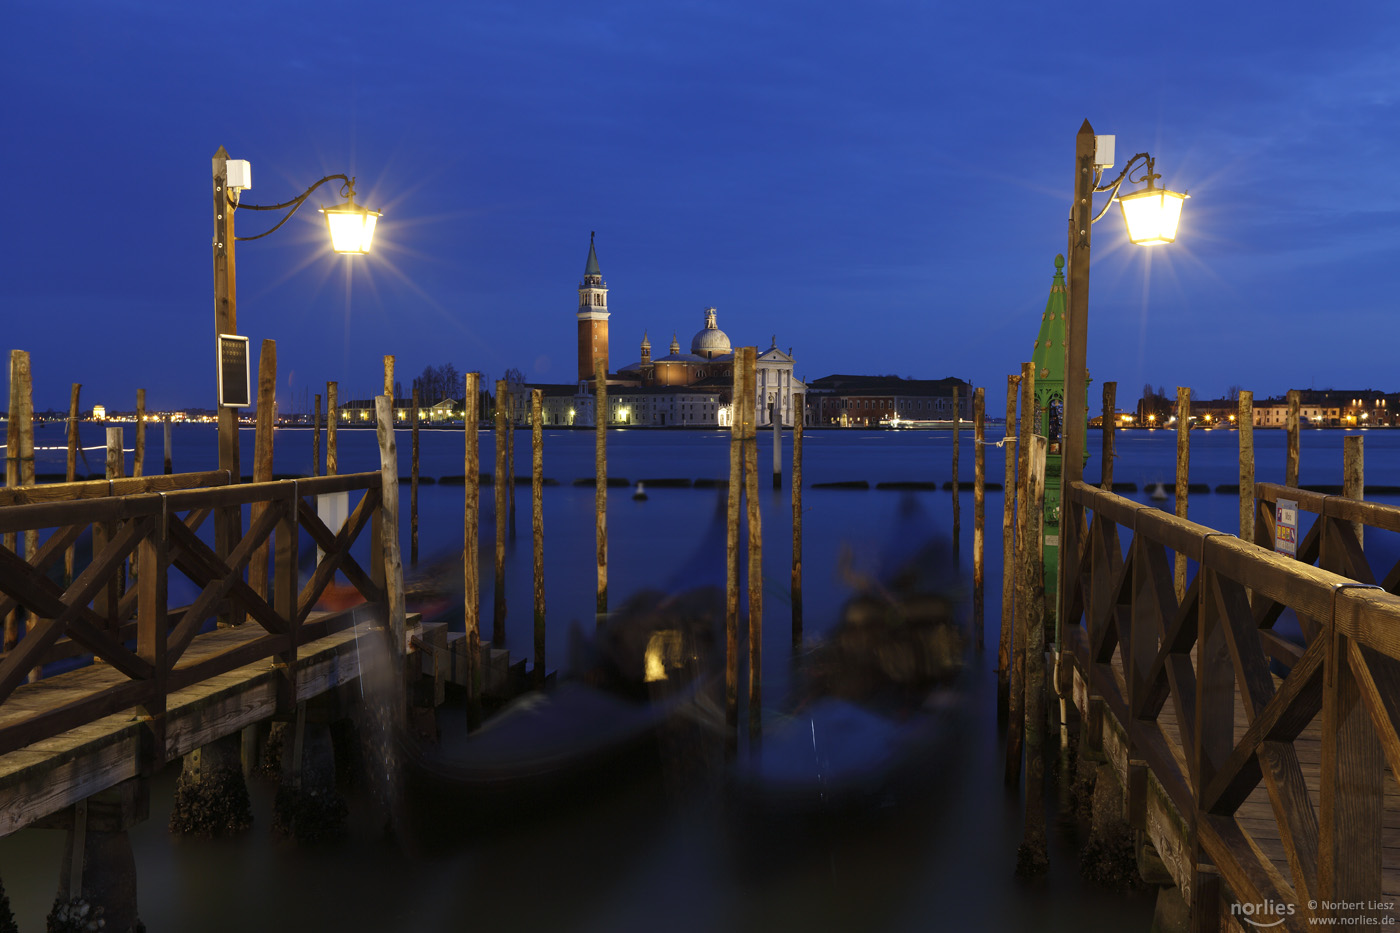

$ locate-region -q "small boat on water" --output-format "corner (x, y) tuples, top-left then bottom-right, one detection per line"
(399, 586), (724, 847)
(1150, 481), (1169, 502)
(728, 499), (969, 834)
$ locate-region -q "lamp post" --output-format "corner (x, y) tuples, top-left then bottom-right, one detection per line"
(1059, 120), (1186, 637)
(210, 147), (380, 561)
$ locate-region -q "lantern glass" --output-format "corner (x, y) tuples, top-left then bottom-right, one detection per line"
(321, 205), (380, 254)
(1118, 185), (1186, 245)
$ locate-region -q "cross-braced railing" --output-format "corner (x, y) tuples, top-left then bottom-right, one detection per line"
(1059, 479), (1400, 930)
(0, 471), (386, 761)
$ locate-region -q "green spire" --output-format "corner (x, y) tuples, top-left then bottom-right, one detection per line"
(584, 230), (601, 278)
(1031, 254), (1067, 385)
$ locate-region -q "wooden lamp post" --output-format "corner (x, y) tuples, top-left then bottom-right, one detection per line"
(1059, 121), (1186, 641)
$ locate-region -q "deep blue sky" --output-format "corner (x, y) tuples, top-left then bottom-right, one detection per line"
(4, 1), (1398, 412)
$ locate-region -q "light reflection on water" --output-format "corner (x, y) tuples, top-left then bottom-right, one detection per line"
(5, 424), (1398, 931)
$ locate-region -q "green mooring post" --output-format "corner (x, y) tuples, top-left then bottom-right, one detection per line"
(1029, 254), (1089, 642)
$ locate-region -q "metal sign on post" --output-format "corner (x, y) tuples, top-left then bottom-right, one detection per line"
(217, 334), (250, 408)
(1274, 498), (1299, 558)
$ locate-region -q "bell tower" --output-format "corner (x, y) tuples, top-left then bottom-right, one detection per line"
(577, 231), (610, 382)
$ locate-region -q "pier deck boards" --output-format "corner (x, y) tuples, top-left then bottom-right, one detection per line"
(1094, 651), (1400, 915)
(0, 605), (382, 837)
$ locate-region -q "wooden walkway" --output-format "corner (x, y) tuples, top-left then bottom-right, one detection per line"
(1097, 652), (1400, 909)
(0, 605), (378, 836)
(1061, 479), (1400, 929)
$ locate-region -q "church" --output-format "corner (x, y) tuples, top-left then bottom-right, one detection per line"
(540, 234), (806, 427)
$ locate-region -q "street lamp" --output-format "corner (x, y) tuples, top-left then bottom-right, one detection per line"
(1059, 120), (1186, 640)
(211, 147), (380, 568)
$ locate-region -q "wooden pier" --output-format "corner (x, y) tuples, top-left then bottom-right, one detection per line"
(1058, 475), (1400, 928)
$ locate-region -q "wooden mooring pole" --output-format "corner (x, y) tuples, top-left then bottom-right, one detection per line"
(411, 388), (420, 567)
(792, 392), (803, 650)
(1286, 388), (1301, 488)
(1175, 386), (1190, 602)
(250, 340), (276, 611)
(973, 386), (985, 653)
(103, 427), (124, 629)
(1006, 362), (1033, 786)
(326, 382), (338, 477)
(595, 357), (608, 627)
(532, 389), (546, 688)
(772, 400), (781, 489)
(65, 382), (82, 585)
(741, 348), (762, 743)
(163, 419), (172, 476)
(997, 373), (1020, 722)
(1101, 382), (1115, 489)
(312, 393), (321, 478)
(494, 378), (508, 647)
(375, 396), (407, 657)
(726, 359), (743, 748)
(1344, 435), (1363, 550)
(5, 351), (35, 649)
(1017, 433), (1049, 875)
(464, 372), (482, 727)
(951, 385), (960, 563)
(1239, 391), (1254, 543)
(134, 388), (146, 478)
(507, 388), (516, 534)
(383, 355), (395, 403)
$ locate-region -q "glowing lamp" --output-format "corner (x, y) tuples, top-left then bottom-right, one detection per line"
(321, 198), (381, 254)
(1118, 181), (1188, 245)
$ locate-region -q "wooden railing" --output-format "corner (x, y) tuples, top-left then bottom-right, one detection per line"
(1059, 478), (1400, 929)
(0, 470), (386, 760)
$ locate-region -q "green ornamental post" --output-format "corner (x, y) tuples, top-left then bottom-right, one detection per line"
(1029, 255), (1088, 630)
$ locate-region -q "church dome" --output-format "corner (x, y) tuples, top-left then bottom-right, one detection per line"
(690, 307), (731, 358)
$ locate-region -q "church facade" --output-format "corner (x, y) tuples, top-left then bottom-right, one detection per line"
(559, 235), (806, 426)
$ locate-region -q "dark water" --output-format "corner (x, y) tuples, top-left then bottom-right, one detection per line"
(3, 423), (1397, 931)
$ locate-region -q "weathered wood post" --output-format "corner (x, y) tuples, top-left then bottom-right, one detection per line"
(494, 378), (508, 647)
(726, 358), (743, 747)
(103, 427), (124, 630)
(1285, 388), (1301, 488)
(1317, 436), (1381, 924)
(951, 385), (960, 562)
(134, 388), (146, 478)
(772, 400), (781, 489)
(1006, 362), (1033, 785)
(1175, 386), (1190, 602)
(326, 382), (339, 476)
(250, 341), (276, 610)
(1343, 435), (1363, 551)
(1017, 434), (1049, 875)
(375, 396), (407, 657)
(464, 372), (482, 726)
(383, 355), (395, 405)
(410, 388), (420, 566)
(5, 351), (35, 650)
(595, 357), (608, 627)
(312, 392), (321, 478)
(507, 387), (516, 533)
(163, 419), (172, 476)
(531, 389), (546, 688)
(1101, 382), (1115, 489)
(65, 382), (81, 585)
(997, 373), (1020, 721)
(792, 392), (804, 650)
(740, 348), (762, 742)
(1239, 391), (1254, 543)
(973, 386), (985, 652)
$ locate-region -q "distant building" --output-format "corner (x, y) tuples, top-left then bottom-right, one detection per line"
(92, 405), (106, 420)
(564, 235), (806, 426)
(804, 374), (972, 427)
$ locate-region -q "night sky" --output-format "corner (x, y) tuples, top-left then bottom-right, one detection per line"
(5, 1), (1398, 413)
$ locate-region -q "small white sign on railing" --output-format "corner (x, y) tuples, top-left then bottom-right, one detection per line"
(317, 491), (350, 562)
(1274, 499), (1299, 558)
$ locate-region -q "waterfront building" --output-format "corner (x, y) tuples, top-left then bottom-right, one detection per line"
(565, 235), (807, 427)
(804, 374), (972, 427)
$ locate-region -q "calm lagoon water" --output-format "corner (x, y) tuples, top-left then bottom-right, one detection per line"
(3, 423), (1397, 931)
